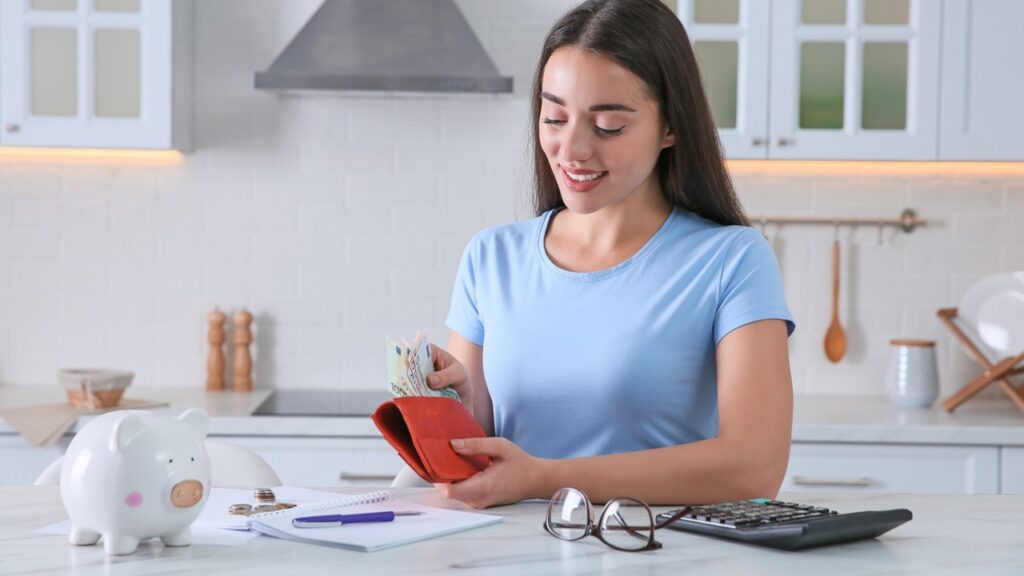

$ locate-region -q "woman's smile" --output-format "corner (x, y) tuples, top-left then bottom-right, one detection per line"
(561, 167), (608, 192)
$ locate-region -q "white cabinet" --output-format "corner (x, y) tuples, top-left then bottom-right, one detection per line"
(0, 435), (70, 485)
(1001, 447), (1024, 495)
(0, 433), (404, 488)
(784, 442), (1000, 494)
(212, 436), (405, 488)
(768, 0), (940, 160)
(678, 0), (947, 160)
(938, 0), (1024, 160)
(0, 0), (192, 150)
(676, 0), (772, 159)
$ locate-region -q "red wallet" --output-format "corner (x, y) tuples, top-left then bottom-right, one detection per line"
(371, 396), (491, 483)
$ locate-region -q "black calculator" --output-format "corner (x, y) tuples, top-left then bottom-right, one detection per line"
(655, 498), (912, 550)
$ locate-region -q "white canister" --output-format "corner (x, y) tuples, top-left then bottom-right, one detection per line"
(886, 339), (939, 408)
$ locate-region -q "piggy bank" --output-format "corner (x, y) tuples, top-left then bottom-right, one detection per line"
(59, 408), (211, 555)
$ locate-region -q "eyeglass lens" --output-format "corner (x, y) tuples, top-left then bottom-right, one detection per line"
(547, 487), (590, 540)
(599, 498), (654, 551)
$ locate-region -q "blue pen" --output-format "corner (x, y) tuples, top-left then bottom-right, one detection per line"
(291, 510), (425, 528)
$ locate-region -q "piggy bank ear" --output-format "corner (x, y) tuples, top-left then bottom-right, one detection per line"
(110, 413), (146, 452)
(176, 408), (210, 439)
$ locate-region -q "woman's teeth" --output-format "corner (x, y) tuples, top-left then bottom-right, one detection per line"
(566, 171), (605, 182)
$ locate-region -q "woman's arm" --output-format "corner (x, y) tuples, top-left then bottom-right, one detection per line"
(441, 319), (792, 508)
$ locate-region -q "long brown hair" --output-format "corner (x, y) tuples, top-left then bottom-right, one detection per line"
(530, 0), (748, 227)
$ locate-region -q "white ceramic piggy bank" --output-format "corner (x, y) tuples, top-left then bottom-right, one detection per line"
(59, 408), (211, 555)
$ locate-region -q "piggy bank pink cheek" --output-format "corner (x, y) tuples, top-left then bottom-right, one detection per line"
(124, 491), (144, 508)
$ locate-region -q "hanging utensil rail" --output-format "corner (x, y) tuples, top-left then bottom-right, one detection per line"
(756, 208), (925, 233)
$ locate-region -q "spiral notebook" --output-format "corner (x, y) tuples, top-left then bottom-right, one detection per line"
(197, 486), (502, 552)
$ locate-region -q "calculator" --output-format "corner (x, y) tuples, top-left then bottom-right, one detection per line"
(655, 498), (912, 550)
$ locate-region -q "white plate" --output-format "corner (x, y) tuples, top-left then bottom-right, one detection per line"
(959, 272), (1024, 359)
(976, 291), (1024, 357)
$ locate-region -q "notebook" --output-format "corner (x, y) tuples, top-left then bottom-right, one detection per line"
(197, 486), (502, 552)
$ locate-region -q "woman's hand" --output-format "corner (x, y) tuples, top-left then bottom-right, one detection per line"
(435, 437), (548, 509)
(427, 343), (474, 415)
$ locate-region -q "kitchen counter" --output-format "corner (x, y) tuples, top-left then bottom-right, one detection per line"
(3, 387), (1023, 491)
(790, 394), (1024, 446)
(1, 386), (1023, 443)
(0, 386), (382, 437)
(3, 486), (1024, 575)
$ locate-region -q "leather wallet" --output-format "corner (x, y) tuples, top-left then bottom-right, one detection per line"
(371, 396), (491, 483)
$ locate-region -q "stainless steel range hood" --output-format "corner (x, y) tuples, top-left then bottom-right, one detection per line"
(255, 0), (513, 94)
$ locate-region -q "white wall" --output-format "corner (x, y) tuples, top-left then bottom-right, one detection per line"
(0, 0), (1021, 400)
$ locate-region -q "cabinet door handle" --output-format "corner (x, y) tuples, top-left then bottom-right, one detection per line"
(3, 123), (19, 134)
(776, 137), (794, 146)
(751, 137), (765, 146)
(339, 472), (396, 482)
(792, 475), (872, 487)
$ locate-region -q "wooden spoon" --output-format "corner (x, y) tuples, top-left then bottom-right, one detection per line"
(824, 239), (848, 363)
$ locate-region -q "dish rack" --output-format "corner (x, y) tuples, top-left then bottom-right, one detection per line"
(937, 308), (1024, 413)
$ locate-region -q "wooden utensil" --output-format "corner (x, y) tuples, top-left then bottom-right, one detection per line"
(824, 239), (848, 362)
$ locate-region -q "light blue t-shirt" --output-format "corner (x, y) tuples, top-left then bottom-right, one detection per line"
(445, 207), (794, 459)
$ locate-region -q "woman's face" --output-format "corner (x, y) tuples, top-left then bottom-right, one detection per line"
(538, 46), (674, 215)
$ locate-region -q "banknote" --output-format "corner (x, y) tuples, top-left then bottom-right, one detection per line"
(385, 331), (459, 401)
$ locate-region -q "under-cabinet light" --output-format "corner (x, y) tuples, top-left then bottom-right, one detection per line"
(0, 147), (183, 167)
(727, 160), (1024, 177)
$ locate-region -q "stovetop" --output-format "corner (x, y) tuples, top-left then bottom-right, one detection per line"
(252, 389), (390, 417)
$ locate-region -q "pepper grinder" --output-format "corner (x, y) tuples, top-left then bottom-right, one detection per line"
(206, 309), (227, 391)
(233, 308), (253, 391)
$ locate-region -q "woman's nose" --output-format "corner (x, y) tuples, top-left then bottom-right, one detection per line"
(559, 122), (594, 163)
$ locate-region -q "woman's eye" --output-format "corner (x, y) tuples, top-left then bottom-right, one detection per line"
(542, 118), (566, 126)
(596, 126), (625, 136)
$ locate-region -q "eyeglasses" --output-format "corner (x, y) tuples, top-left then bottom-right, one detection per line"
(543, 487), (692, 552)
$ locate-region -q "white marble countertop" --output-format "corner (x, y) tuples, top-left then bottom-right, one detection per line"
(791, 395), (1024, 446)
(2, 386), (1023, 445)
(0, 386), (383, 437)
(3, 486), (1023, 575)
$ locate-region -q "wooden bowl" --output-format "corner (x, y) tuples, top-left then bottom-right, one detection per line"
(58, 369), (134, 410)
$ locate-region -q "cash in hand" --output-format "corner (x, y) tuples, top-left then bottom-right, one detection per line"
(385, 331), (459, 401)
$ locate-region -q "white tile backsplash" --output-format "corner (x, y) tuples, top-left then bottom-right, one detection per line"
(1, 0), (1022, 402)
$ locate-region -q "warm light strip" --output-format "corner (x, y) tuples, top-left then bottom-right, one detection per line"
(727, 160), (1024, 177)
(0, 147), (184, 166)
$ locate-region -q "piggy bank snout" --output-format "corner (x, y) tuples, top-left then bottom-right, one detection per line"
(170, 480), (204, 508)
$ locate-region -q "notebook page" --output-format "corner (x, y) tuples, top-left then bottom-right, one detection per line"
(248, 499), (503, 552)
(197, 486), (392, 530)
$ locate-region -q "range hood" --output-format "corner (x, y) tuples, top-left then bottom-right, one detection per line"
(255, 0), (513, 94)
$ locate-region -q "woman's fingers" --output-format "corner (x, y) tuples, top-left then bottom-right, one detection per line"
(428, 344), (469, 391)
(427, 343), (474, 413)
(450, 437), (507, 458)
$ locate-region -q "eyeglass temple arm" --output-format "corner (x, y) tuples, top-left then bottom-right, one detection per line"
(653, 505), (693, 530)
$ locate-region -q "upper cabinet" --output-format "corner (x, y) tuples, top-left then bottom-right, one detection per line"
(675, 0), (772, 159)
(678, 0), (1021, 161)
(0, 0), (192, 150)
(769, 0), (940, 160)
(938, 0), (1024, 160)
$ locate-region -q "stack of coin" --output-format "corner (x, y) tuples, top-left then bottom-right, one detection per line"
(254, 488), (276, 503)
(228, 488), (296, 516)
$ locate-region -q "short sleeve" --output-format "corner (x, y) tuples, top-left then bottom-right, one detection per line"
(713, 228), (795, 345)
(445, 236), (485, 346)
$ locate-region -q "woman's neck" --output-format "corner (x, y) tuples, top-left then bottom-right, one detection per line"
(545, 185), (673, 273)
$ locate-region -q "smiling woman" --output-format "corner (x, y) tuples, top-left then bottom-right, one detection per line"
(422, 0), (796, 510)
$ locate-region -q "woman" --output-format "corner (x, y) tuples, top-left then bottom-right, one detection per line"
(425, 0), (795, 509)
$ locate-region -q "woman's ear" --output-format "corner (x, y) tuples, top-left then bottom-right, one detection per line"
(661, 126), (676, 149)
